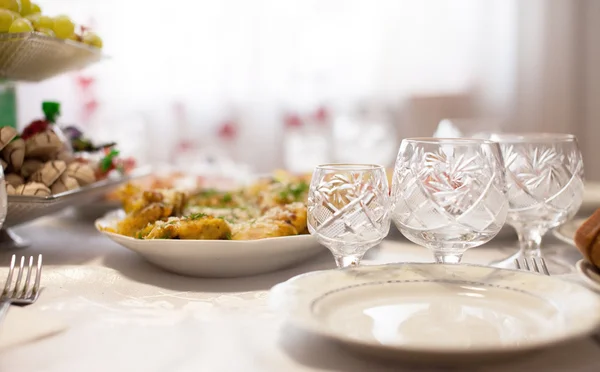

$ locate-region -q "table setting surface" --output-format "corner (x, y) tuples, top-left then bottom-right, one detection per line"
(0, 210), (598, 372)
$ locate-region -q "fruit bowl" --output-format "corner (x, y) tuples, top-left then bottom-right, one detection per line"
(0, 32), (104, 82)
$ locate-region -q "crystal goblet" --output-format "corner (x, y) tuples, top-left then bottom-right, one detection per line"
(391, 138), (508, 264)
(307, 164), (390, 268)
(489, 133), (584, 273)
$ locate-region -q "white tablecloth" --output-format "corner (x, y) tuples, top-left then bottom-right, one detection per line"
(0, 211), (598, 372)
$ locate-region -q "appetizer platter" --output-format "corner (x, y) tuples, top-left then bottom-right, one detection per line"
(0, 1), (104, 81)
(1, 101), (147, 248)
(96, 172), (324, 277)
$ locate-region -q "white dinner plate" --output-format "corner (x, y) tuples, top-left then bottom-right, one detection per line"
(95, 210), (324, 278)
(269, 263), (600, 365)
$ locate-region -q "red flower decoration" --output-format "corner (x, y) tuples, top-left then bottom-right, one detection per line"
(284, 114), (302, 128)
(218, 121), (237, 139)
(314, 107), (328, 123)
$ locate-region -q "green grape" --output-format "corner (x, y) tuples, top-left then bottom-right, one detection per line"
(35, 27), (53, 37)
(52, 15), (74, 39)
(30, 2), (38, 13)
(8, 17), (33, 33)
(0, 0), (19, 13)
(26, 13), (51, 29)
(19, 0), (30, 16)
(83, 31), (102, 48)
(67, 32), (80, 42)
(0, 8), (15, 32)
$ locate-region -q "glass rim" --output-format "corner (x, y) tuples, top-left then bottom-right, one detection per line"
(488, 132), (577, 143)
(402, 137), (499, 146)
(315, 163), (386, 171)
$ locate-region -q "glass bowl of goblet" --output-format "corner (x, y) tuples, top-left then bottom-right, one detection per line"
(307, 164), (390, 268)
(488, 133), (584, 274)
(391, 138), (508, 263)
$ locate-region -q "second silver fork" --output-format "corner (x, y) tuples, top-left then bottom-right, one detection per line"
(514, 256), (550, 276)
(0, 254), (43, 324)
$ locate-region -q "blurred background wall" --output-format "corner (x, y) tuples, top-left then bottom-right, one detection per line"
(14, 0), (600, 178)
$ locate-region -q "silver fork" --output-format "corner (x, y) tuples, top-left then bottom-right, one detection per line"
(514, 256), (550, 276)
(514, 256), (600, 347)
(0, 254), (43, 324)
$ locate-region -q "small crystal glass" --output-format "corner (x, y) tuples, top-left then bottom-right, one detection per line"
(391, 138), (508, 264)
(307, 164), (390, 268)
(488, 133), (584, 272)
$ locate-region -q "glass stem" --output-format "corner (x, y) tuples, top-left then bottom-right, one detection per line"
(334, 254), (364, 268)
(517, 229), (543, 258)
(433, 251), (464, 264)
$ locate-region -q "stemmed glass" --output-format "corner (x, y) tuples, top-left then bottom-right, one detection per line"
(307, 164), (390, 268)
(488, 133), (584, 272)
(391, 138), (508, 263)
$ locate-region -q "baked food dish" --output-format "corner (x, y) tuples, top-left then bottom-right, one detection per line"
(574, 208), (600, 269)
(2, 101), (136, 198)
(103, 173), (310, 241)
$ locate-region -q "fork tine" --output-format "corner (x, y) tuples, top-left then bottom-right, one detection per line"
(523, 257), (531, 271)
(2, 255), (16, 297)
(12, 256), (25, 298)
(531, 257), (541, 273)
(32, 254), (42, 298)
(538, 257), (550, 276)
(514, 258), (521, 270)
(20, 256), (34, 299)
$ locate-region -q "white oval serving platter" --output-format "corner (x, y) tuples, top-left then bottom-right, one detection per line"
(95, 210), (324, 278)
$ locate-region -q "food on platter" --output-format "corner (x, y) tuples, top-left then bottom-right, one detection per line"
(14, 181), (50, 196)
(102, 173), (311, 241)
(0, 2), (103, 49)
(2, 101), (134, 197)
(575, 208), (600, 269)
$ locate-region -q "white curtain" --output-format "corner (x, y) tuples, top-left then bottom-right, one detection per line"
(18, 0), (518, 171)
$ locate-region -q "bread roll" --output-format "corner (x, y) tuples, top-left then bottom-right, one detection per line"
(15, 182), (51, 197)
(53, 150), (75, 164)
(2, 138), (25, 171)
(0, 126), (17, 151)
(30, 160), (67, 187)
(20, 159), (44, 179)
(66, 162), (96, 186)
(25, 130), (63, 158)
(4, 173), (24, 187)
(6, 183), (15, 195)
(51, 174), (79, 194)
(575, 208), (600, 269)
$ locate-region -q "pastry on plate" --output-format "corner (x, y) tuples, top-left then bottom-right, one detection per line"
(2, 138), (25, 172)
(51, 174), (79, 194)
(574, 208), (600, 269)
(0, 126), (17, 151)
(30, 160), (67, 187)
(14, 182), (51, 197)
(6, 183), (15, 195)
(66, 162), (96, 186)
(20, 159), (44, 179)
(25, 130), (63, 158)
(4, 173), (24, 187)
